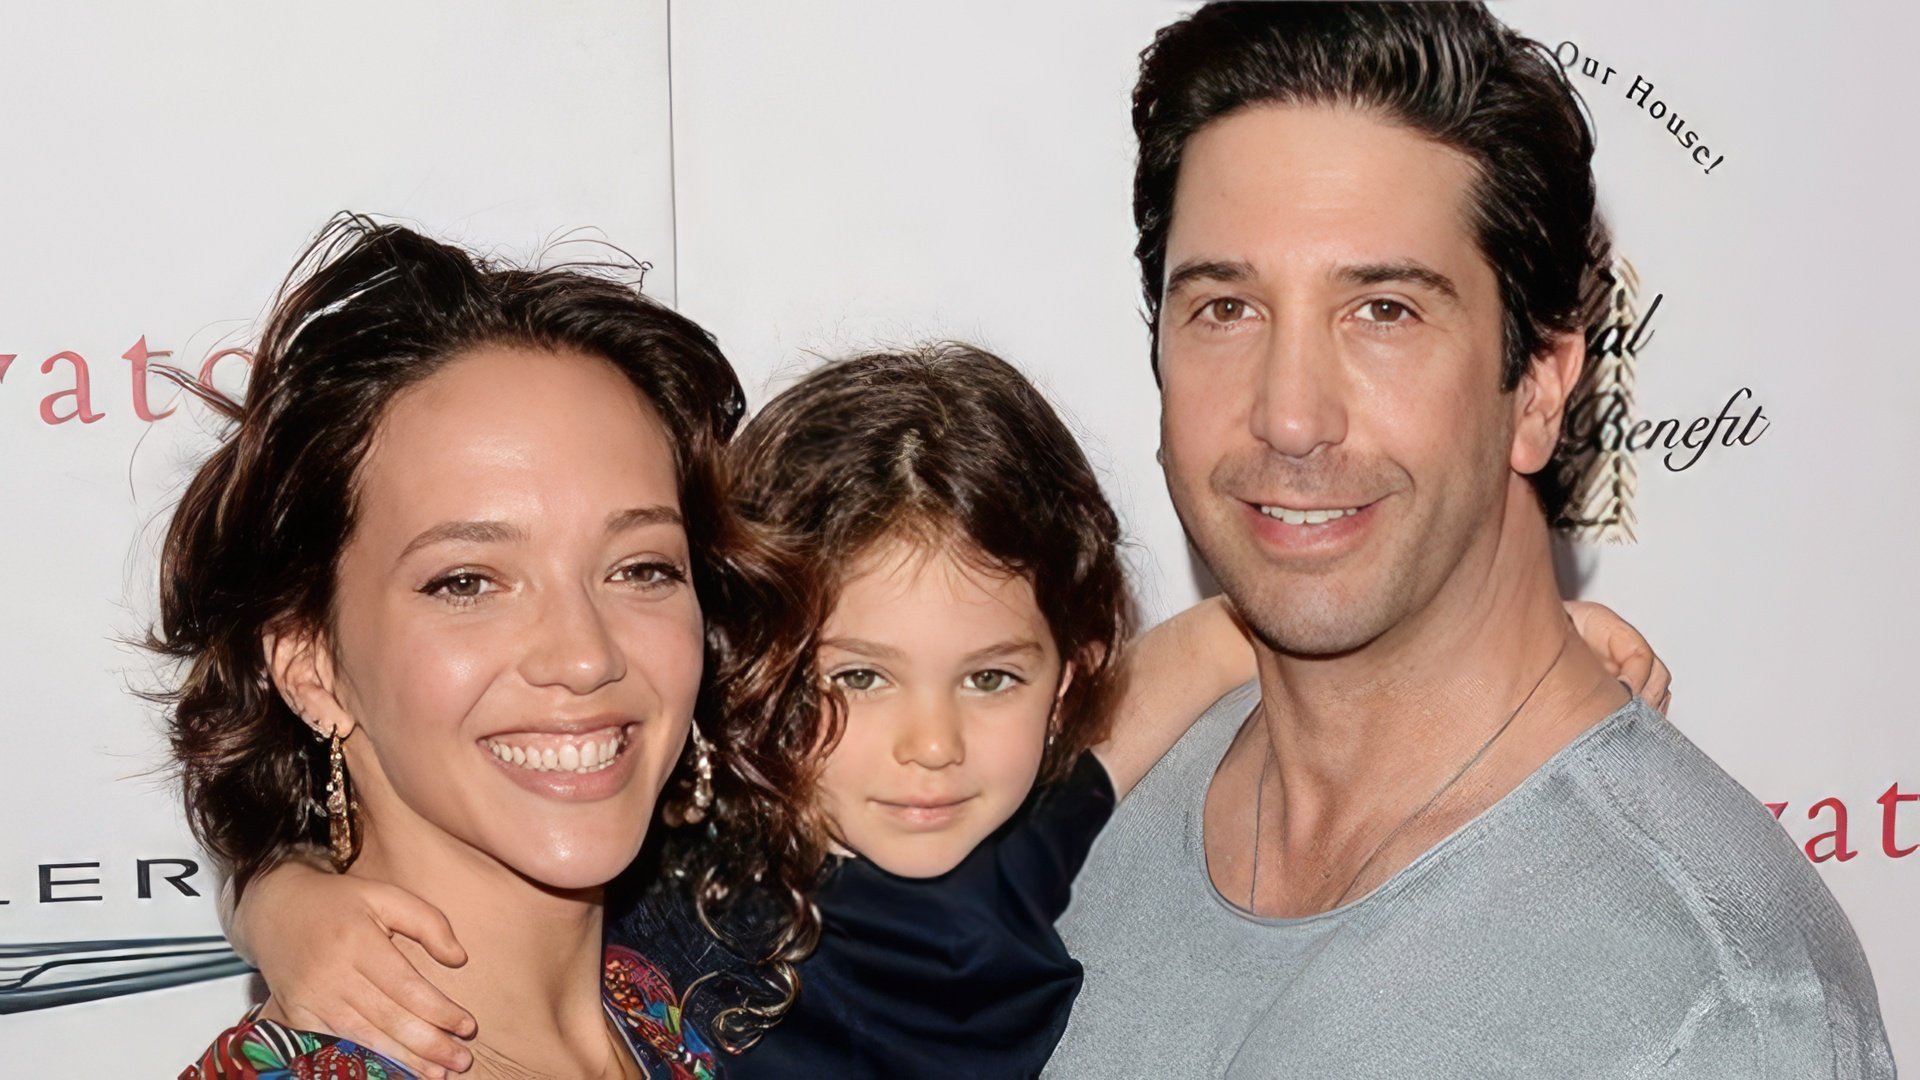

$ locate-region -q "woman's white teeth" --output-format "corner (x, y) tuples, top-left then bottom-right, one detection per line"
(1260, 505), (1361, 526)
(485, 732), (624, 774)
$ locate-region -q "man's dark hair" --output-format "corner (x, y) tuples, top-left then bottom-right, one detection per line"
(1133, 1), (1610, 523)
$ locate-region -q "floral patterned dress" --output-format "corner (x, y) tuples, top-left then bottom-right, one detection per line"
(181, 945), (722, 1080)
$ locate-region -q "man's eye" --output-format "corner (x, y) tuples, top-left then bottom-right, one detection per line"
(1203, 298), (1251, 324)
(965, 670), (1020, 693)
(832, 669), (884, 693)
(1356, 299), (1411, 324)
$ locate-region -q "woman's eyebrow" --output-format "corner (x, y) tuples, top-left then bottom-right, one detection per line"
(396, 519), (526, 564)
(396, 505), (681, 566)
(605, 505), (684, 533)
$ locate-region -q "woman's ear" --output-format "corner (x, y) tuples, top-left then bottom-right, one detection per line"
(263, 625), (355, 739)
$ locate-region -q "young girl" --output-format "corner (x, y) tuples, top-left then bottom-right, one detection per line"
(232, 344), (1668, 1078)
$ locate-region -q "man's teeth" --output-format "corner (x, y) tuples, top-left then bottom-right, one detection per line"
(1259, 505), (1362, 526)
(483, 732), (626, 774)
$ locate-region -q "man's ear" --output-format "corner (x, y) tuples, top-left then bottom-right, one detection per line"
(263, 625), (354, 740)
(1511, 330), (1586, 476)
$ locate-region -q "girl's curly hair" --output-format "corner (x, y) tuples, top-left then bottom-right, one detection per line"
(679, 342), (1135, 1048)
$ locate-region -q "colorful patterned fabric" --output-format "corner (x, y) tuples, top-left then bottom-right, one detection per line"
(603, 944), (721, 1080)
(180, 1013), (410, 1078)
(183, 945), (723, 1079)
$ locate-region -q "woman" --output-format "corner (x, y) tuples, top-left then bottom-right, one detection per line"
(155, 215), (790, 1076)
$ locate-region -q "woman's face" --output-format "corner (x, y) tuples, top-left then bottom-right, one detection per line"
(291, 346), (704, 891)
(813, 536), (1069, 879)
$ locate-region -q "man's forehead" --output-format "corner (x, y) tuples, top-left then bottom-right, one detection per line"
(1166, 103), (1483, 282)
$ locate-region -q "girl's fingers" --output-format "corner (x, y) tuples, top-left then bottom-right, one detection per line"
(1615, 649), (1655, 695)
(350, 979), (474, 1076)
(314, 1000), (451, 1080)
(1643, 658), (1672, 705)
(366, 885), (469, 969)
(362, 944), (478, 1041)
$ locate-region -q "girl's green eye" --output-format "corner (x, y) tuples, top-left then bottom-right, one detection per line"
(967, 670), (1014, 693)
(836, 669), (881, 692)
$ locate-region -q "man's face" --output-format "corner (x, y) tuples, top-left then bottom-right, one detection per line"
(1157, 104), (1521, 655)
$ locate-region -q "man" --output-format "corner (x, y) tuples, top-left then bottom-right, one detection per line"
(1051, 4), (1892, 1076)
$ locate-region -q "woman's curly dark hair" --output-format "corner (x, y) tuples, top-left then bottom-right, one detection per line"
(147, 213), (801, 903)
(679, 342), (1135, 1046)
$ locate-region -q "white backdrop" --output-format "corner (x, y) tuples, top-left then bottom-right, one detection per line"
(3, 1), (1912, 1073)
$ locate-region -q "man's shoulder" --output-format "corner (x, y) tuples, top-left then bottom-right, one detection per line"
(1544, 701), (1844, 930)
(1484, 702), (1888, 1048)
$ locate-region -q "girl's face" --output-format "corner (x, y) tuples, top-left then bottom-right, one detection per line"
(278, 346), (705, 892)
(814, 536), (1070, 879)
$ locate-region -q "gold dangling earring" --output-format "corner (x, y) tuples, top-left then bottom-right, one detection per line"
(325, 729), (357, 871)
(684, 722), (715, 824)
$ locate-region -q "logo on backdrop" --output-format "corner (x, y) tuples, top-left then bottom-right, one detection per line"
(1553, 40), (1727, 175)
(1768, 784), (1920, 865)
(0, 856), (246, 1012)
(1561, 261), (1771, 544)
(0, 336), (249, 425)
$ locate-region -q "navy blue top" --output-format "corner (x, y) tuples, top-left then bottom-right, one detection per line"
(609, 751), (1117, 1079)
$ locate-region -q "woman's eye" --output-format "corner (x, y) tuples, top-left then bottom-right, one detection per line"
(965, 670), (1020, 693)
(832, 669), (884, 693)
(612, 560), (686, 589)
(1202, 298), (1252, 325)
(423, 571), (494, 603)
(1355, 299), (1412, 324)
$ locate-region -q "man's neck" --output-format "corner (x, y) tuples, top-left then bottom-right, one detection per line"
(1217, 484), (1628, 915)
(343, 825), (623, 1073)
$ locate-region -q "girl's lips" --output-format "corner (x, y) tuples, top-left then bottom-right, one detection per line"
(872, 795), (976, 828)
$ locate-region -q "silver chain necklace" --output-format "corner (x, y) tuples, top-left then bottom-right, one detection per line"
(1246, 633), (1572, 912)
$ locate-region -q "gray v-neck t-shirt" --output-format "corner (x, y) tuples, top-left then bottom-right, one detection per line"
(1049, 685), (1893, 1078)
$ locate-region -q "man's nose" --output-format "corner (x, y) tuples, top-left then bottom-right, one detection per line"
(1249, 318), (1348, 459)
(519, 583), (627, 695)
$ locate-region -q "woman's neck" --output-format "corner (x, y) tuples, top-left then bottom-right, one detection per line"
(345, 830), (625, 1076)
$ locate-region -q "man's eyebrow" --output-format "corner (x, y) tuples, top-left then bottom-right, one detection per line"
(605, 505), (684, 533)
(1335, 260), (1460, 302)
(960, 639), (1045, 666)
(1165, 257), (1258, 295)
(396, 520), (528, 563)
(820, 637), (908, 662)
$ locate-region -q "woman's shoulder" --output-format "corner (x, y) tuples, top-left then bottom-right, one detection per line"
(180, 1012), (413, 1079)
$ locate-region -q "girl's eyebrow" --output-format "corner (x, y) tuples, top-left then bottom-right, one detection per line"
(960, 639), (1044, 665)
(820, 637), (907, 661)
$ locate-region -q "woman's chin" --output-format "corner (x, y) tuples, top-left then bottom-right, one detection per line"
(490, 829), (653, 893)
(513, 852), (644, 893)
